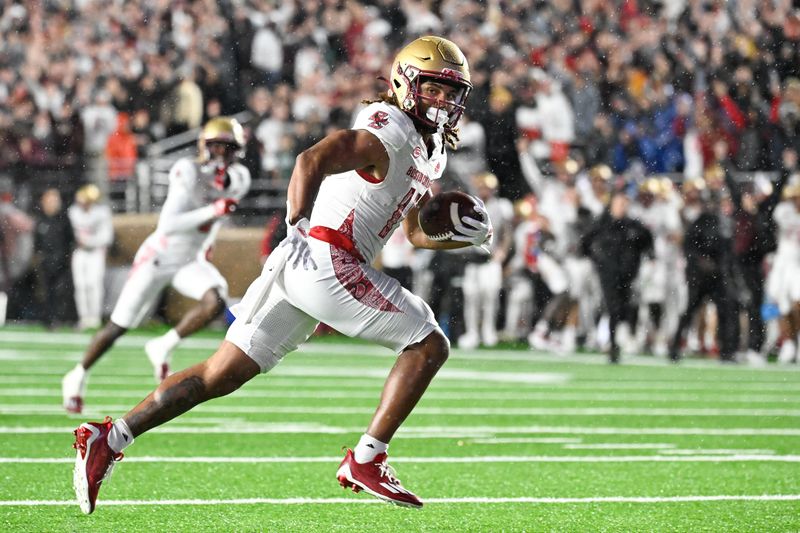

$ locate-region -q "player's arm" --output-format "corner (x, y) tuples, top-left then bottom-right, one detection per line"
(286, 129), (390, 224)
(402, 194), (471, 251)
(157, 162), (232, 235)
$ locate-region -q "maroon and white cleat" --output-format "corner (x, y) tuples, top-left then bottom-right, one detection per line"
(336, 448), (422, 508)
(72, 417), (123, 514)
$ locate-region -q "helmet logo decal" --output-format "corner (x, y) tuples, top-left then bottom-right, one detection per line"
(440, 68), (464, 81)
(368, 111), (390, 130)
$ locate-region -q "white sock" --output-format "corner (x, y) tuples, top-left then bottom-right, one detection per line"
(354, 433), (388, 464)
(107, 419), (134, 453)
(74, 363), (87, 376)
(160, 328), (181, 351)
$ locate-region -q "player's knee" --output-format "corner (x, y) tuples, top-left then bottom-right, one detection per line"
(422, 330), (450, 367)
(201, 289), (226, 317)
(103, 322), (127, 341)
(201, 343), (259, 398)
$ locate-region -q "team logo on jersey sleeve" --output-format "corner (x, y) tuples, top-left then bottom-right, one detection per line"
(368, 111), (390, 130)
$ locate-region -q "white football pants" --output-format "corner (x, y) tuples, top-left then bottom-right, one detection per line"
(461, 261), (503, 345)
(72, 248), (106, 328)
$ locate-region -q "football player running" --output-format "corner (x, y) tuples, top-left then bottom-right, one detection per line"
(62, 117), (251, 414)
(71, 36), (491, 513)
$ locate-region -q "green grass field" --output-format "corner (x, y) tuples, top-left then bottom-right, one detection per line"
(1, 325), (799, 531)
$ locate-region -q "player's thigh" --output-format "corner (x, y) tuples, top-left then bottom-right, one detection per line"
(285, 242), (441, 353)
(110, 261), (174, 328)
(226, 276), (319, 373)
(172, 259), (229, 300)
(88, 249), (106, 279)
(71, 251), (87, 287)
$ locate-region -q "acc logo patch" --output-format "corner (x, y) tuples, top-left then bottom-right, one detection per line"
(368, 111), (390, 130)
(412, 146), (422, 158)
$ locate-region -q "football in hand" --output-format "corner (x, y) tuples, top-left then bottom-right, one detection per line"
(418, 190), (482, 241)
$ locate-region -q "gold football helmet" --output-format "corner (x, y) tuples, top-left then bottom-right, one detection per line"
(198, 117), (245, 163)
(390, 36), (472, 133)
(75, 184), (101, 205)
(783, 183), (800, 200)
(588, 164), (612, 182)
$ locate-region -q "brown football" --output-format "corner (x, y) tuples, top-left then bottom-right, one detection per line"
(418, 190), (481, 241)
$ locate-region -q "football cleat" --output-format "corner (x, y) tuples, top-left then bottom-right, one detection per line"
(62, 366), (87, 414)
(145, 338), (172, 383)
(336, 449), (422, 508)
(72, 417), (123, 514)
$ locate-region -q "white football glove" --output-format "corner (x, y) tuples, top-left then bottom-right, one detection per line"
(279, 217), (318, 270)
(451, 197), (493, 254)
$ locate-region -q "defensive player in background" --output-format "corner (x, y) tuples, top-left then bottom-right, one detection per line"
(62, 117), (251, 414)
(71, 36), (491, 512)
(68, 184), (114, 331)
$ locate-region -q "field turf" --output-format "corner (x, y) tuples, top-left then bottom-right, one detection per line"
(0, 325), (798, 531)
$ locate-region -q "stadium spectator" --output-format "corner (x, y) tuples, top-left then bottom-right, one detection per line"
(0, 181), (34, 320)
(669, 189), (741, 363)
(581, 190), (654, 363)
(724, 148), (795, 364)
(33, 188), (75, 328)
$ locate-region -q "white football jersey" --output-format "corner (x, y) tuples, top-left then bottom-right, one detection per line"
(68, 203), (113, 250)
(310, 102), (446, 263)
(144, 157), (251, 266)
(630, 200), (682, 262)
(774, 201), (800, 261)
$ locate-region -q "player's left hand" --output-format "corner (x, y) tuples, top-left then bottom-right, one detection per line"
(451, 198), (493, 254)
(281, 217), (317, 270)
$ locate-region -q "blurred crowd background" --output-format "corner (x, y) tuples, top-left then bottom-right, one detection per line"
(2, 0), (800, 364)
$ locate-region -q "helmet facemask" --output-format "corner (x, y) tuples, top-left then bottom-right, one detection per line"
(394, 64), (471, 134)
(198, 117), (246, 166)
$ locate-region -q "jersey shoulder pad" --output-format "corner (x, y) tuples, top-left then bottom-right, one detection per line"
(352, 102), (412, 152)
(169, 158), (197, 184)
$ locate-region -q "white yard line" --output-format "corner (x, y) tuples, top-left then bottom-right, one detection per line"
(3, 424), (800, 437)
(1, 367), (798, 392)
(0, 366), (570, 386)
(1, 494), (800, 506)
(563, 443), (676, 450)
(1, 329), (798, 371)
(4, 404), (800, 417)
(4, 454), (800, 463)
(1, 387), (797, 405)
(471, 438), (583, 444)
(659, 449), (776, 455)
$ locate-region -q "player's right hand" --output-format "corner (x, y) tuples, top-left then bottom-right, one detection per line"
(213, 198), (238, 216)
(280, 217), (317, 270)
